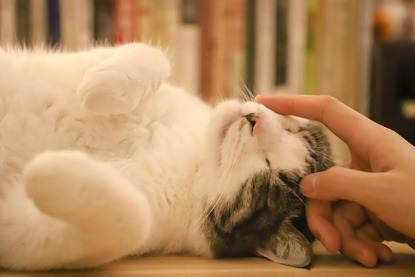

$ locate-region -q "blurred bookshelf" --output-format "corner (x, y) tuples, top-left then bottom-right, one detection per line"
(3, 0), (415, 156)
(0, 0), (371, 106)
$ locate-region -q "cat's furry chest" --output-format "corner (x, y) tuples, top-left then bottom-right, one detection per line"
(97, 88), (213, 256)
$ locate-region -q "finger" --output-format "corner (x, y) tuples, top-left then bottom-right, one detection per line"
(355, 223), (393, 263)
(340, 237), (380, 267)
(366, 210), (406, 243)
(332, 201), (368, 230)
(306, 199), (340, 253)
(332, 203), (392, 265)
(332, 211), (378, 267)
(255, 94), (379, 145)
(300, 166), (388, 209)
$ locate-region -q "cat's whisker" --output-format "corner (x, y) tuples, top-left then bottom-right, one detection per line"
(234, 77), (255, 102)
(291, 190), (308, 208)
(200, 188), (226, 226)
(200, 156), (239, 226)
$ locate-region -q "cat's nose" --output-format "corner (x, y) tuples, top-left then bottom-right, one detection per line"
(244, 113), (257, 128)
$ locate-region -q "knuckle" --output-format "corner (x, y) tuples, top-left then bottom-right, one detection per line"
(319, 95), (340, 106)
(325, 166), (343, 179)
(316, 167), (342, 187)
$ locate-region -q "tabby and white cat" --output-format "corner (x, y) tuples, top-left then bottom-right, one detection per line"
(0, 43), (333, 270)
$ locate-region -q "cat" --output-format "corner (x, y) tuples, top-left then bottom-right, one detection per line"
(0, 43), (334, 271)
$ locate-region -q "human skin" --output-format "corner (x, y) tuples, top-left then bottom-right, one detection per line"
(255, 94), (415, 267)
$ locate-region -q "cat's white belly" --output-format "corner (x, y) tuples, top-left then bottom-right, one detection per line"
(112, 96), (213, 257)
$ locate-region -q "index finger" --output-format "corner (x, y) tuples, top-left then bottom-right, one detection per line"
(255, 94), (379, 146)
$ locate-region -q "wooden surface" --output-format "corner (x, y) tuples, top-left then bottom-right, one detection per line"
(1, 242), (414, 277)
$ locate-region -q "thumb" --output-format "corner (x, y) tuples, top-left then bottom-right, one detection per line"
(300, 166), (381, 205)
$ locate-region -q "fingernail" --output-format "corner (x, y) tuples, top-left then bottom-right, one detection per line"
(300, 176), (316, 196)
(320, 236), (326, 246)
(254, 95), (262, 102)
(254, 95), (271, 102)
(315, 233), (324, 245)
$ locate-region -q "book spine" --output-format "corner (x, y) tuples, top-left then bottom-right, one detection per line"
(0, 0), (17, 44)
(168, 0), (200, 95)
(357, 0), (374, 116)
(275, 0), (288, 88)
(139, 0), (169, 46)
(287, 0), (307, 94)
(244, 0), (256, 94)
(254, 0), (276, 94)
(16, 0), (31, 46)
(303, 0), (318, 95)
(47, 0), (60, 47)
(59, 0), (76, 50)
(114, 0), (138, 44)
(94, 0), (114, 44)
(199, 0), (228, 104)
(60, 0), (93, 50)
(30, 0), (47, 46)
(224, 0), (246, 99)
(76, 0), (94, 49)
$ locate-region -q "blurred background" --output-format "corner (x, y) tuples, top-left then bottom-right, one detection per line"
(1, 0), (415, 159)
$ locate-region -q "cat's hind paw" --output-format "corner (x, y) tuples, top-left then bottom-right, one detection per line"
(21, 151), (152, 268)
(23, 151), (152, 234)
(23, 151), (104, 220)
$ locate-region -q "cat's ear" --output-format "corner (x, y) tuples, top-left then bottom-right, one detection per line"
(256, 222), (313, 267)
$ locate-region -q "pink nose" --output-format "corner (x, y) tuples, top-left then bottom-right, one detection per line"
(244, 113), (266, 134)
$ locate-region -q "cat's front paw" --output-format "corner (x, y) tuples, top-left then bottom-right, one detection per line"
(78, 43), (171, 115)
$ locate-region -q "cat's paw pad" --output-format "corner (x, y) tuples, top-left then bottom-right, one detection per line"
(23, 151), (97, 217)
(78, 44), (171, 115)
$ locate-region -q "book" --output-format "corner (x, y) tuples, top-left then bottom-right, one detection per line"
(286, 0), (307, 94)
(244, 0), (256, 94)
(60, 0), (94, 51)
(275, 0), (288, 88)
(16, 0), (31, 46)
(30, 0), (47, 46)
(303, 0), (318, 95)
(310, 0), (373, 161)
(139, 0), (168, 46)
(94, 0), (114, 44)
(253, 0), (306, 95)
(224, 0), (246, 99)
(357, 0), (375, 116)
(199, 0), (247, 104)
(315, 0), (361, 110)
(47, 0), (60, 47)
(168, 0), (200, 95)
(0, 0), (17, 45)
(199, 0), (228, 104)
(254, 0), (277, 95)
(114, 0), (138, 44)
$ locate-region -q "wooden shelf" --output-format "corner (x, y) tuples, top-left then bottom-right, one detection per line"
(1, 242), (414, 277)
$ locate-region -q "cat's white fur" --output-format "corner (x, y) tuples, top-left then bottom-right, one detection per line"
(0, 43), (310, 270)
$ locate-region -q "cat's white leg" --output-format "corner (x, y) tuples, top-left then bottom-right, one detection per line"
(77, 43), (171, 115)
(1, 151), (152, 270)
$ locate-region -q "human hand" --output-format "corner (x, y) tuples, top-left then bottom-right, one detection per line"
(255, 94), (415, 267)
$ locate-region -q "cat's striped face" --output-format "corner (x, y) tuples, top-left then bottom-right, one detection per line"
(202, 100), (334, 267)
